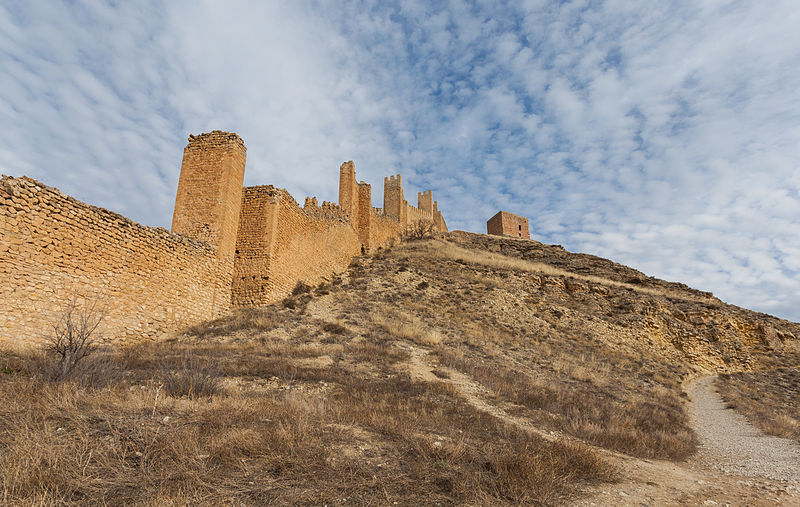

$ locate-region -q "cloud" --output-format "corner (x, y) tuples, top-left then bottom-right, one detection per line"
(1, 0), (800, 321)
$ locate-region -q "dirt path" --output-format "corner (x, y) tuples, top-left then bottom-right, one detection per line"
(574, 376), (800, 506)
(688, 376), (800, 483)
(406, 347), (800, 506)
(403, 345), (560, 443)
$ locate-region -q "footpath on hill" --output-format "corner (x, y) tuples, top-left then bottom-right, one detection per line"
(571, 376), (800, 506)
(688, 376), (800, 484)
(397, 336), (800, 505)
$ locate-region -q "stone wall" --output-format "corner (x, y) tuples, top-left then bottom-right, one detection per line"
(232, 186), (362, 305)
(1, 130), (450, 347)
(0, 176), (220, 347)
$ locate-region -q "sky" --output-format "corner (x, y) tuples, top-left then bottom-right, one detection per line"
(2, 1), (800, 321)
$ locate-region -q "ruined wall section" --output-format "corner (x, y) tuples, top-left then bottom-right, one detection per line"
(233, 186), (361, 305)
(0, 176), (219, 347)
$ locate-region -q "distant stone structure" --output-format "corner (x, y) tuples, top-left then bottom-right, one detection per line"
(0, 130), (446, 346)
(487, 211), (530, 239)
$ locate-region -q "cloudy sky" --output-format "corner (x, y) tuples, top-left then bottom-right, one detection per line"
(2, 1), (799, 321)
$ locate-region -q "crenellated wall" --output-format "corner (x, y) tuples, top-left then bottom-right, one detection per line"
(1, 130), (448, 345)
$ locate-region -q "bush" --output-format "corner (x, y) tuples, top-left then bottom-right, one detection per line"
(321, 322), (348, 335)
(404, 220), (435, 240)
(291, 281), (311, 296)
(43, 299), (103, 381)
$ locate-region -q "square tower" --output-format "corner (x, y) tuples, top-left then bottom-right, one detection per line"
(383, 174), (404, 220)
(487, 211), (530, 239)
(172, 130), (246, 313)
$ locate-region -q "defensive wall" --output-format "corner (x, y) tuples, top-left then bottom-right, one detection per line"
(0, 130), (446, 345)
(0, 176), (221, 348)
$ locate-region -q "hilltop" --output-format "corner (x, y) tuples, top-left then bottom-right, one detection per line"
(1, 231), (799, 505)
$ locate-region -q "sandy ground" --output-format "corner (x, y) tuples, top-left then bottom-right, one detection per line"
(572, 376), (800, 506)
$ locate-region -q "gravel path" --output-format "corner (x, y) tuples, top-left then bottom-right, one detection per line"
(687, 376), (800, 484)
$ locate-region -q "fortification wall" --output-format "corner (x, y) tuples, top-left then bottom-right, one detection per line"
(0, 176), (219, 347)
(233, 186), (361, 305)
(406, 202), (434, 224)
(367, 211), (403, 251)
(1, 131), (450, 347)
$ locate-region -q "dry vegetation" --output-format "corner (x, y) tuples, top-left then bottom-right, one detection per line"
(3, 230), (800, 504)
(716, 366), (800, 442)
(0, 306), (614, 505)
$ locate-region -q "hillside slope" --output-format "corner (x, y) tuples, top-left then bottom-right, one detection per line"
(1, 231), (799, 505)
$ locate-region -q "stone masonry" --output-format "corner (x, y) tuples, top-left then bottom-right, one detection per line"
(0, 130), (447, 346)
(487, 211), (530, 239)
(0, 176), (219, 347)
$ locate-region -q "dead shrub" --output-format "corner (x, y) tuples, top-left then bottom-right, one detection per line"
(321, 322), (348, 335)
(404, 219), (436, 240)
(42, 299), (103, 381)
(292, 281), (311, 296)
(161, 354), (223, 399)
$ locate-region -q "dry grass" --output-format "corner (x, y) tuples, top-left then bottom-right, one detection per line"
(370, 310), (444, 346)
(716, 367), (800, 442)
(435, 348), (697, 460)
(429, 239), (708, 302)
(0, 307), (616, 505)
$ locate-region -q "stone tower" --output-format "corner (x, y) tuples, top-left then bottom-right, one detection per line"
(171, 130), (247, 312)
(383, 174), (403, 219)
(338, 161), (358, 220)
(487, 211), (530, 239)
(418, 190), (433, 213)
